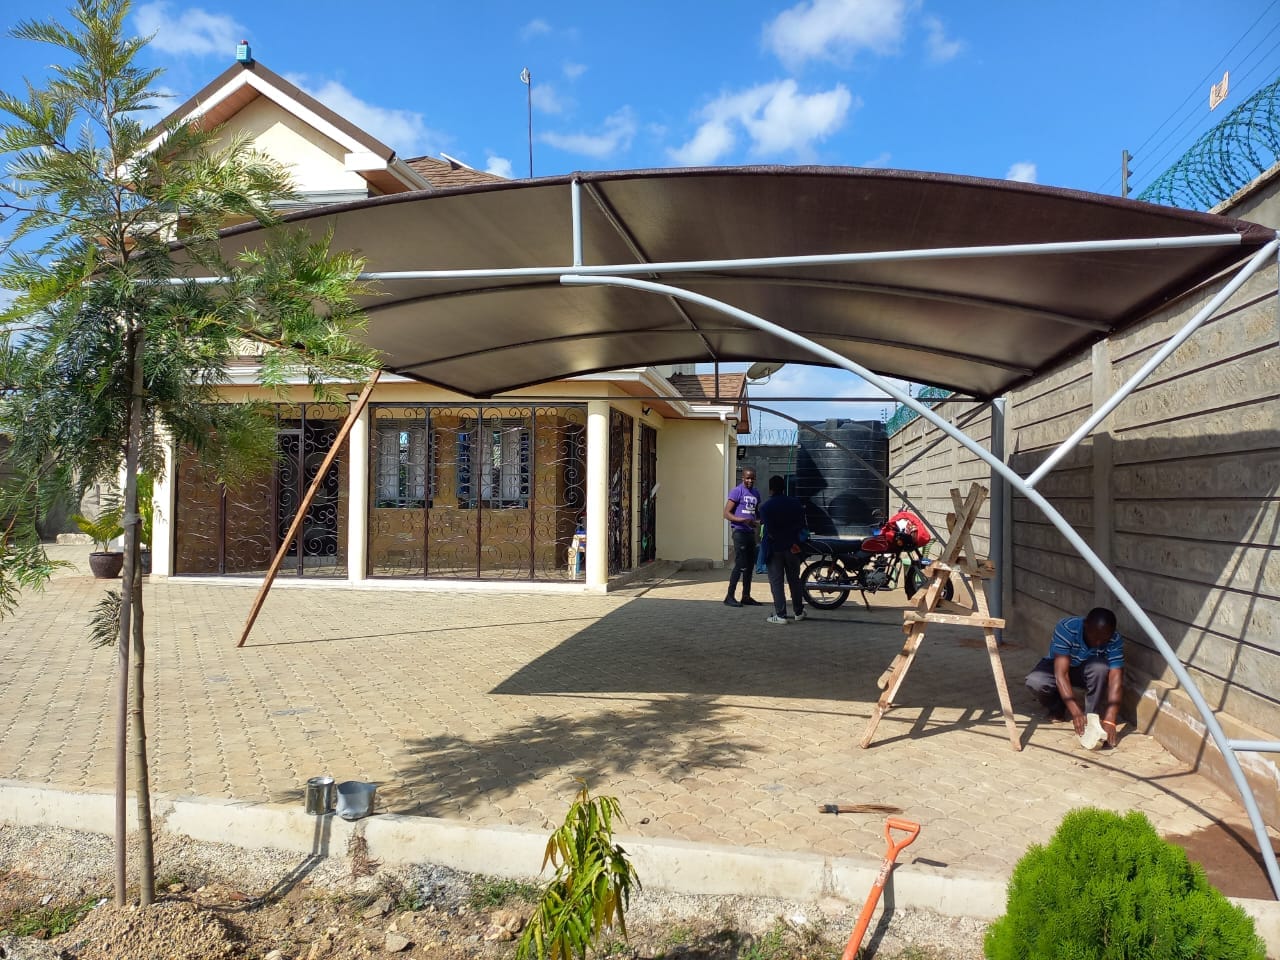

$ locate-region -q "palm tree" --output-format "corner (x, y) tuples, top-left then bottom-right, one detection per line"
(0, 0), (378, 905)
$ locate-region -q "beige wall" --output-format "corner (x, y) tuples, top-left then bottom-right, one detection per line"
(212, 96), (368, 194)
(656, 419), (733, 563)
(886, 178), (1280, 822)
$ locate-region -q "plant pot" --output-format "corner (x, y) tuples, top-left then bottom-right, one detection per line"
(88, 551), (125, 579)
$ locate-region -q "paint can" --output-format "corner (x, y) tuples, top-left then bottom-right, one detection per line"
(305, 775), (335, 814)
(336, 780), (377, 820)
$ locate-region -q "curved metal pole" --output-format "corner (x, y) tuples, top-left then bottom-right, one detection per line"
(1026, 238), (1280, 488)
(563, 271), (1280, 898)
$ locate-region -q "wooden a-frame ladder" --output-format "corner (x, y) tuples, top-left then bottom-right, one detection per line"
(859, 482), (1022, 751)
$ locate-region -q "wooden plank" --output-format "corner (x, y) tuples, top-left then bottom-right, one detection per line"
(904, 611), (1006, 628)
(984, 628), (1023, 751)
(863, 625), (927, 747)
(237, 371), (381, 648)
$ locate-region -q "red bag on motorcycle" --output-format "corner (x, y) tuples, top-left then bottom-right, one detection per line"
(859, 510), (930, 554)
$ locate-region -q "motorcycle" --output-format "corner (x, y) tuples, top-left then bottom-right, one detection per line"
(799, 522), (953, 611)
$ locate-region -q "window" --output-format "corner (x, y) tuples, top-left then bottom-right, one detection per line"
(375, 423), (432, 508)
(457, 420), (530, 508)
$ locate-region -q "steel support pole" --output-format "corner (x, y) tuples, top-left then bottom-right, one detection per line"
(563, 270), (1280, 898)
(989, 397), (1007, 631)
(360, 233), (1245, 283)
(1026, 238), (1279, 488)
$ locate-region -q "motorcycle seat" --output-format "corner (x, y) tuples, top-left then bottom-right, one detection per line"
(807, 538), (866, 557)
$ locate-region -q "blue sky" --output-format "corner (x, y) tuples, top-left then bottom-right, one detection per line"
(4, 0), (1280, 433)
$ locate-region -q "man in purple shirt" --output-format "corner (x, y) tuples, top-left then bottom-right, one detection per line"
(722, 468), (763, 607)
(1025, 607), (1124, 748)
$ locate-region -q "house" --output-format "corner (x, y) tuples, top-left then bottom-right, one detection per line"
(148, 48), (751, 590)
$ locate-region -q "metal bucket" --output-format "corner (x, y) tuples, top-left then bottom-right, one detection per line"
(305, 775), (335, 815)
(336, 780), (377, 820)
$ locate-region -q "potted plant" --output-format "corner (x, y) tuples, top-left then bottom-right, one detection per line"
(73, 505), (125, 579)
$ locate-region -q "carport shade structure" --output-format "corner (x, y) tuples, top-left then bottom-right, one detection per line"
(213, 166), (1280, 895)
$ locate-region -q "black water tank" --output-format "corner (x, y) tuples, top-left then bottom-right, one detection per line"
(794, 419), (888, 537)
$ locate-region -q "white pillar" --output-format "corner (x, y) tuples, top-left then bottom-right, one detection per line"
(585, 401), (610, 589)
(723, 421), (733, 563)
(150, 430), (177, 578)
(347, 401), (370, 583)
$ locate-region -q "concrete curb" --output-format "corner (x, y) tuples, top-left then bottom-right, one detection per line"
(3, 780), (1279, 953)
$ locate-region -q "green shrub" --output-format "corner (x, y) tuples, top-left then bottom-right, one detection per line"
(984, 807), (1264, 959)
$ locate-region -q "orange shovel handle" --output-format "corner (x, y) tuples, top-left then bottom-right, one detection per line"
(884, 817), (921, 860)
(840, 819), (921, 960)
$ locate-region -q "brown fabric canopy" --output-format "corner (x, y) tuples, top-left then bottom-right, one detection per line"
(220, 166), (1276, 399)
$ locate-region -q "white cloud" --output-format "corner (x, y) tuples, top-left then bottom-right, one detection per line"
(563, 62), (587, 80)
(531, 83), (568, 115)
(540, 107), (637, 159)
(922, 15), (963, 62)
(521, 19), (551, 40)
(1005, 162), (1038, 183)
(669, 119), (736, 166)
(670, 80), (854, 165)
(285, 74), (445, 157)
(486, 155), (514, 178)
(764, 0), (907, 70)
(861, 151), (892, 168)
(133, 2), (246, 58)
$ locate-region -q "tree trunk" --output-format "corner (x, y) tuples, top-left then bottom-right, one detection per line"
(119, 324), (156, 905)
(112, 328), (136, 907)
(113, 547), (130, 906)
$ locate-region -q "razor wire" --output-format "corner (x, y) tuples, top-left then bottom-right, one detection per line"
(883, 385), (954, 435)
(1138, 73), (1280, 210)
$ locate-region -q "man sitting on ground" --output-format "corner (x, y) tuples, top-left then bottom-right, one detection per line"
(1025, 607), (1124, 748)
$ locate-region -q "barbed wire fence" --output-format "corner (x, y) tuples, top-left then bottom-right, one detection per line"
(1138, 73), (1280, 210)
(737, 426), (798, 446)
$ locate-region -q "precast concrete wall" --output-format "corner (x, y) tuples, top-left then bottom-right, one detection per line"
(887, 175), (1280, 823)
(888, 399), (997, 560)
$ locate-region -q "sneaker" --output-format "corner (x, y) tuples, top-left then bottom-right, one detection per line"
(766, 614), (789, 624)
(741, 596), (764, 606)
(793, 611), (806, 621)
(723, 598), (742, 607)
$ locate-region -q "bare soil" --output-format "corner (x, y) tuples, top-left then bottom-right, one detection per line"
(0, 825), (988, 960)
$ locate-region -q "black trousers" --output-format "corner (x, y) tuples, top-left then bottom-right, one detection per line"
(766, 549), (804, 617)
(726, 528), (757, 599)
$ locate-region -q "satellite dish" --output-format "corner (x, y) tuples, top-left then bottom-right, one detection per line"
(746, 361), (785, 381)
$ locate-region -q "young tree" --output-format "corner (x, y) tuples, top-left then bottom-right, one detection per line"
(0, 0), (378, 905)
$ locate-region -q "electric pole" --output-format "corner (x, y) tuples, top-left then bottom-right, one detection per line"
(1121, 149), (1131, 198)
(520, 67), (533, 178)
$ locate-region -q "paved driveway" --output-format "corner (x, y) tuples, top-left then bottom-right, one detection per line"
(2, 547), (1274, 897)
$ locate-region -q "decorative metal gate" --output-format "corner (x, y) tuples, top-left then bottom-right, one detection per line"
(173, 402), (349, 577)
(639, 423), (657, 563)
(608, 409), (633, 574)
(367, 403), (586, 579)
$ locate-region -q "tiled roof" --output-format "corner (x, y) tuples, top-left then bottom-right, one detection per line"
(404, 156), (508, 189)
(667, 374), (750, 434)
(667, 373), (746, 401)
